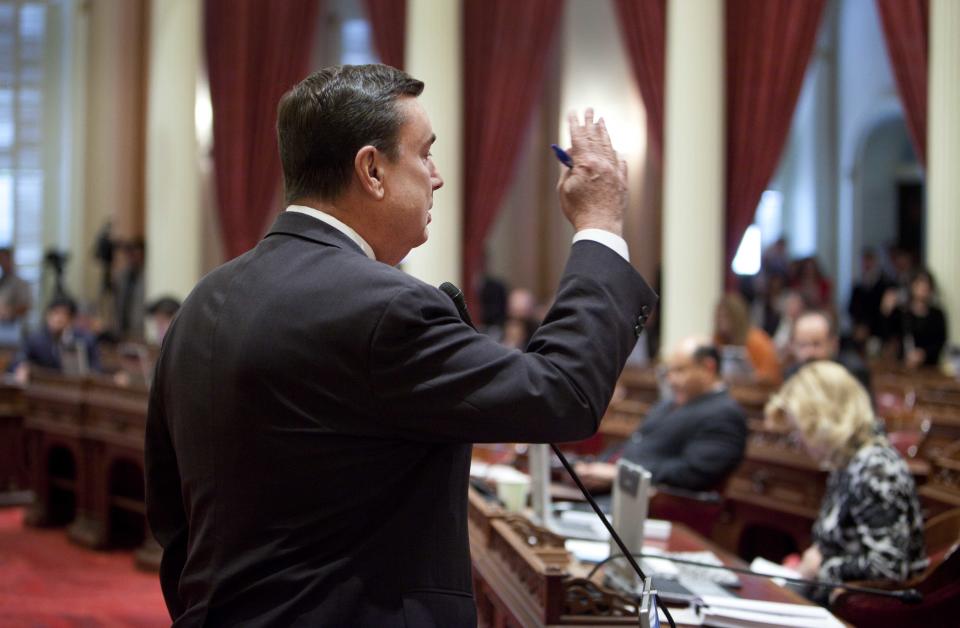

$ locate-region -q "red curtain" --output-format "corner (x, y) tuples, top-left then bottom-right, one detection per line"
(876, 0), (928, 165)
(725, 0), (826, 282)
(205, 0), (321, 260)
(462, 0), (562, 319)
(362, 0), (406, 69)
(613, 0), (666, 166)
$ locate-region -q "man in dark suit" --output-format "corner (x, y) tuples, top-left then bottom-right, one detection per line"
(575, 338), (748, 492)
(145, 64), (656, 627)
(12, 296), (101, 379)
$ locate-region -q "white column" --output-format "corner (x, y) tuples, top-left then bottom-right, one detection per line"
(927, 0), (960, 351)
(144, 0), (203, 301)
(75, 0), (146, 308)
(402, 0), (462, 288)
(660, 0), (725, 354)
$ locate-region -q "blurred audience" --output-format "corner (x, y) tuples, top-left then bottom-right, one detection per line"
(114, 239), (146, 340)
(0, 248), (31, 324)
(878, 268), (948, 368)
(766, 361), (927, 602)
(848, 248), (893, 346)
(12, 296), (101, 381)
(575, 337), (747, 492)
(787, 310), (871, 395)
(145, 296), (181, 346)
(0, 247), (32, 347)
(501, 288), (539, 349)
(791, 257), (832, 309)
(715, 292), (782, 384)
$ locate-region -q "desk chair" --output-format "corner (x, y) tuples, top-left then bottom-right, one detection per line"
(830, 507), (960, 627)
(648, 483), (726, 539)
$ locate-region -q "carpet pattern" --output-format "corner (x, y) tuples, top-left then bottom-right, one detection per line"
(0, 507), (169, 627)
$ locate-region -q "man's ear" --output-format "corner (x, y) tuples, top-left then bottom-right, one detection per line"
(355, 145), (385, 200)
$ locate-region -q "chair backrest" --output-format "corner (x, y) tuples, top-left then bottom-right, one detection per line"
(831, 548), (960, 628)
(924, 507), (960, 566)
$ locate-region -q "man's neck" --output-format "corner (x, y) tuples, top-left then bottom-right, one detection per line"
(287, 200), (376, 261)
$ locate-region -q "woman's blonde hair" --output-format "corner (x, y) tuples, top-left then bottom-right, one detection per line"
(764, 361), (880, 466)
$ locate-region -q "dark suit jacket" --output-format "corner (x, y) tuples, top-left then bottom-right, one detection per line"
(145, 211), (656, 627)
(16, 327), (101, 373)
(620, 389), (747, 491)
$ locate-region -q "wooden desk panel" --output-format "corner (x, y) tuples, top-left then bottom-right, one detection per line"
(19, 371), (159, 568)
(0, 380), (26, 495)
(468, 489), (818, 627)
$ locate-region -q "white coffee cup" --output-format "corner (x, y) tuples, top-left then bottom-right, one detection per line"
(496, 476), (531, 513)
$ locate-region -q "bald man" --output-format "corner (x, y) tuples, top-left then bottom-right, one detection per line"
(787, 310), (871, 395)
(577, 337), (747, 492)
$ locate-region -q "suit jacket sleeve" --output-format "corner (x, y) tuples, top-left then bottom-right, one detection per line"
(367, 241), (657, 443)
(650, 404), (747, 490)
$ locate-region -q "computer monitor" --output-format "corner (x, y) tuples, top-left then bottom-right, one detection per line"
(528, 443), (551, 526)
(609, 458), (652, 590)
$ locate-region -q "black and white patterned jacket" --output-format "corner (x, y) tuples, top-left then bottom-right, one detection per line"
(813, 441), (928, 583)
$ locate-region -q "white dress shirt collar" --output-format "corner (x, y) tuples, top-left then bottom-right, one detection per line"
(285, 205), (376, 261)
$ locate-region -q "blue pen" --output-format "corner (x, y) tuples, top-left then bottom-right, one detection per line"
(551, 144), (573, 169)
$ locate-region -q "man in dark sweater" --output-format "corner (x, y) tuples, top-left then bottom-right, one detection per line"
(785, 310), (871, 396)
(577, 337), (748, 492)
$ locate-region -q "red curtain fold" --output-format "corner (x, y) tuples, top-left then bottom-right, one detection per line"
(725, 0), (826, 283)
(613, 0), (666, 166)
(875, 0), (928, 165)
(462, 0), (562, 320)
(205, 0), (321, 260)
(362, 0), (406, 69)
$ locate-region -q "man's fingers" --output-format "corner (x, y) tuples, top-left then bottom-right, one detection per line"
(583, 107), (595, 126)
(567, 111), (583, 144)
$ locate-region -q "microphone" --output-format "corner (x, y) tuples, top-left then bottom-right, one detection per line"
(439, 282), (477, 331)
(440, 282), (674, 628)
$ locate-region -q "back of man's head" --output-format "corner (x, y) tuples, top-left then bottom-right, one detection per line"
(277, 64), (424, 204)
(47, 295), (78, 317)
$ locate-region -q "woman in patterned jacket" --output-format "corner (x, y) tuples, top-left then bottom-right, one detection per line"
(765, 361), (927, 601)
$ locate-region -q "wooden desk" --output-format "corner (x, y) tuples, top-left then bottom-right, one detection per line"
(20, 370), (158, 568)
(0, 379), (26, 497)
(468, 489), (817, 627)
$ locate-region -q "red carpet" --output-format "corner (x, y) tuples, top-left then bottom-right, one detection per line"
(0, 507), (169, 627)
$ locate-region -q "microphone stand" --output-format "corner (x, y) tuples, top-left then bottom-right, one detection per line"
(441, 283), (675, 628)
(586, 552), (923, 604)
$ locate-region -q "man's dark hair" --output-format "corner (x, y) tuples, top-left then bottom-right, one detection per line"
(277, 64), (424, 204)
(692, 344), (722, 376)
(147, 296), (181, 317)
(47, 295), (77, 316)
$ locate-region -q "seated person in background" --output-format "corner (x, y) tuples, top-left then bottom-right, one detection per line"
(770, 290), (805, 360)
(786, 310), (871, 396)
(878, 268), (947, 368)
(765, 361), (927, 602)
(13, 296), (101, 381)
(145, 296), (181, 346)
(848, 247), (892, 348)
(113, 296), (182, 388)
(576, 337), (748, 492)
(0, 247), (31, 326)
(715, 292), (782, 384)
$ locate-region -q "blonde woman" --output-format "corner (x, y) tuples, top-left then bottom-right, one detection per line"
(765, 361), (927, 598)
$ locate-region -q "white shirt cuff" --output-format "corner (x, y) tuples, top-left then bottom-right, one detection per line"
(572, 229), (630, 263)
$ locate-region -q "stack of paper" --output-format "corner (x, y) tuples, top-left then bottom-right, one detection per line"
(697, 596), (844, 627)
